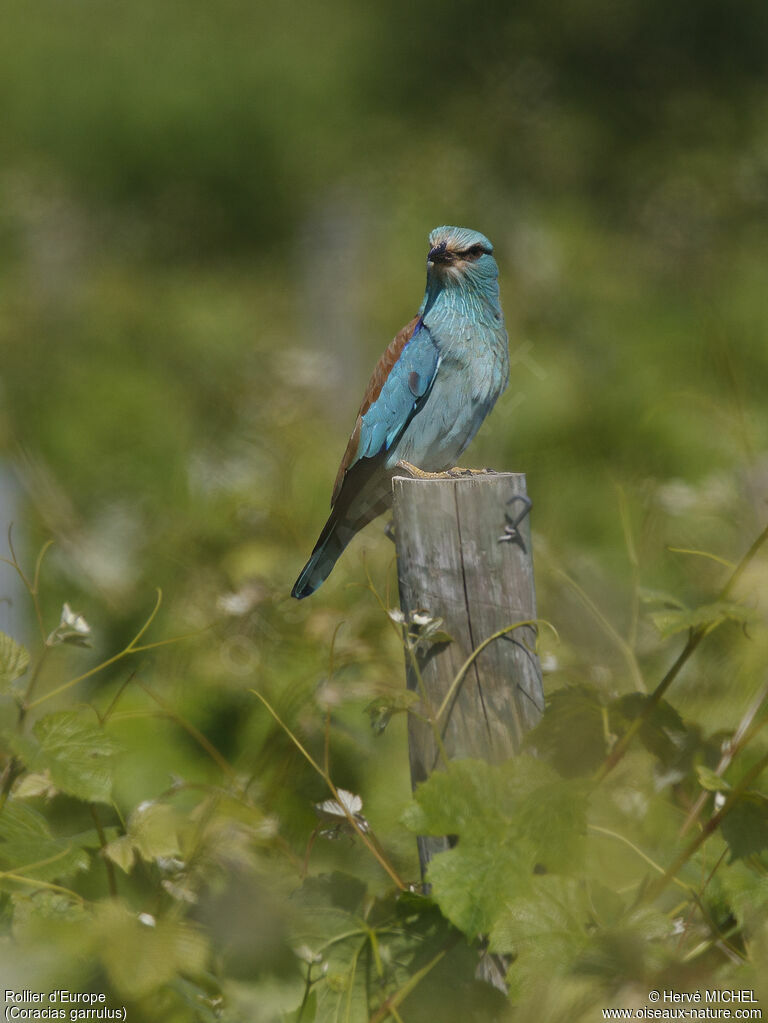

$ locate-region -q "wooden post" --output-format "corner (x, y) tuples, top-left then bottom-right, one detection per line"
(393, 472), (544, 874)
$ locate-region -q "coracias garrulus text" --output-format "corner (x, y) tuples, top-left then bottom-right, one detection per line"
(292, 226), (509, 599)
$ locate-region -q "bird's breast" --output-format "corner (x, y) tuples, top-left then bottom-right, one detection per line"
(385, 320), (508, 472)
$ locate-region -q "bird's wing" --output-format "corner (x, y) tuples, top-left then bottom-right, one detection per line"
(331, 316), (439, 505)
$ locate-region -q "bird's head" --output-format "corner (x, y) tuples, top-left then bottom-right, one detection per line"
(426, 226), (498, 291)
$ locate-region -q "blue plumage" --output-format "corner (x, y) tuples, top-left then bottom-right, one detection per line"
(292, 226), (509, 599)
(357, 320), (439, 458)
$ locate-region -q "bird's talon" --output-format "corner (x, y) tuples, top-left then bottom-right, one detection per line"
(447, 466), (493, 477)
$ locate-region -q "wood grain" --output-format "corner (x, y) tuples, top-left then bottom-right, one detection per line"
(393, 472), (544, 871)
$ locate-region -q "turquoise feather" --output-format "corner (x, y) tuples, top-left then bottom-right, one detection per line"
(292, 226), (508, 599)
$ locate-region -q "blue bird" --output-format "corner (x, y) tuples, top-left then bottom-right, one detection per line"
(292, 226), (509, 599)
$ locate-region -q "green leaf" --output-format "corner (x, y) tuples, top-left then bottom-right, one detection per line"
(128, 801), (181, 861)
(104, 835), (136, 873)
(525, 684), (607, 777)
(95, 901), (208, 998)
(650, 601), (757, 638)
(572, 906), (671, 984)
(11, 889), (86, 937)
(638, 588), (687, 610)
(403, 756), (560, 836)
(365, 689), (419, 736)
(488, 874), (588, 959)
(714, 859), (768, 931)
(0, 801), (89, 882)
(287, 875), (464, 1023)
(284, 989), (317, 1023)
(404, 759), (589, 937)
(610, 694), (693, 772)
(721, 795), (768, 862)
(696, 764), (730, 792)
(426, 833), (533, 937)
(0, 631), (30, 691)
(13, 770), (58, 799)
(11, 707), (122, 803)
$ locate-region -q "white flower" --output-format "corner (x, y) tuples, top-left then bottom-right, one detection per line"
(61, 603), (90, 636)
(410, 610), (434, 627)
(47, 603), (92, 647)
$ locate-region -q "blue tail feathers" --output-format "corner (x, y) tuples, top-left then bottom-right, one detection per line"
(291, 510), (347, 599)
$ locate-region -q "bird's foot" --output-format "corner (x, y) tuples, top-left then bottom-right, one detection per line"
(498, 494), (532, 547)
(446, 466), (496, 478)
(395, 461), (495, 480)
(395, 460), (451, 480)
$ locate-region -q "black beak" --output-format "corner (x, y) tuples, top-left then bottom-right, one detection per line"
(428, 241), (450, 264)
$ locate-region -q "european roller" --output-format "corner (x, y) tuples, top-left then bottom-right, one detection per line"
(292, 226), (509, 599)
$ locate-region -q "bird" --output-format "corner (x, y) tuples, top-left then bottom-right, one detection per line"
(291, 225), (509, 599)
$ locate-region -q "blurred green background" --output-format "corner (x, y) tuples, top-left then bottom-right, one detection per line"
(1, 0), (768, 1018)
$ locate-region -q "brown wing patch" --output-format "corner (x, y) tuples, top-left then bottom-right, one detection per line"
(330, 315), (421, 507)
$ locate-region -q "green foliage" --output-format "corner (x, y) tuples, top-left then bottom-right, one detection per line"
(0, 631), (29, 691)
(404, 758), (587, 937)
(721, 795), (768, 863)
(524, 684), (606, 776)
(0, 800), (89, 883)
(95, 902), (209, 1000)
(10, 707), (122, 803)
(0, 497), (765, 1021)
(649, 600), (758, 639)
(1, 1), (768, 1017)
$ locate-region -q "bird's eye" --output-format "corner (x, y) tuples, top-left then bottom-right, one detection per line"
(464, 244), (486, 259)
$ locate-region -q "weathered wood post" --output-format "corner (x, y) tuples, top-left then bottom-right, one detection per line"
(392, 472), (544, 875)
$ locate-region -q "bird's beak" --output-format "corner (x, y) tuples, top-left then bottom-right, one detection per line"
(427, 241), (450, 266)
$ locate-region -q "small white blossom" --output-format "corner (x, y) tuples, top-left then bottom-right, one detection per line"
(411, 610), (434, 627)
(295, 945), (324, 965)
(61, 603), (90, 635)
(48, 603), (92, 647)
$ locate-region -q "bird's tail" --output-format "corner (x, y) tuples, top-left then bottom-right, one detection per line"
(291, 507), (356, 599)
(291, 462), (392, 599)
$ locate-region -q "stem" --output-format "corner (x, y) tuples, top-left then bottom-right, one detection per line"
(25, 592), (200, 711)
(90, 804), (117, 898)
(251, 688), (407, 891)
(595, 629), (701, 781)
(136, 679), (238, 782)
(23, 643), (52, 708)
(404, 638), (451, 770)
(595, 519), (768, 782)
(368, 939), (456, 1023)
(679, 679), (768, 837)
(644, 748), (768, 904)
(435, 619), (555, 724)
(616, 484), (641, 656)
(2, 530), (52, 643)
(362, 565), (452, 772)
(544, 553), (646, 694)
(588, 825), (689, 892)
